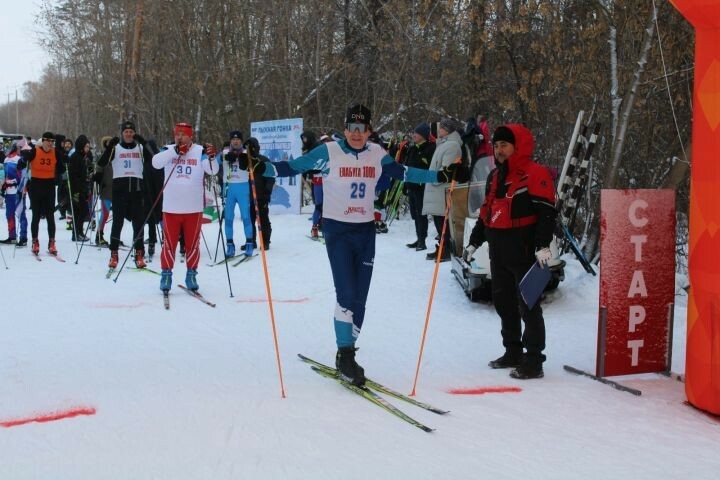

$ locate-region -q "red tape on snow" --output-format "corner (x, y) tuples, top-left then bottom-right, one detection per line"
(1, 406), (96, 428)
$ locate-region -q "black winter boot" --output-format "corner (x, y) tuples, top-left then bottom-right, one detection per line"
(488, 351), (524, 369)
(335, 347), (366, 386)
(509, 364), (544, 379)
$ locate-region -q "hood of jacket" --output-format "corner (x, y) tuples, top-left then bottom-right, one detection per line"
(499, 124), (534, 173)
(74, 134), (90, 152)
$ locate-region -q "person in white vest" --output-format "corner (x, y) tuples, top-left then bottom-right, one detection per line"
(261, 104), (461, 386)
(220, 130), (253, 257)
(96, 120), (153, 269)
(152, 122), (218, 292)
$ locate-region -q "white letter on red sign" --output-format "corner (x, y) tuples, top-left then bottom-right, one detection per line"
(629, 199), (649, 227)
(630, 235), (647, 262)
(628, 305), (646, 332)
(627, 339), (644, 366)
(627, 270), (648, 298)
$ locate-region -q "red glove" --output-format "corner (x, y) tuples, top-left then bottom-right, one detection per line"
(204, 143), (217, 158)
(175, 143), (190, 155)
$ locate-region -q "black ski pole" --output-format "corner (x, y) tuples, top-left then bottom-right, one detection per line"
(74, 183), (101, 264)
(210, 174), (233, 297)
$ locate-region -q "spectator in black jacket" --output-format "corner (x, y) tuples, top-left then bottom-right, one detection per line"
(244, 137), (275, 250)
(67, 135), (92, 241)
(402, 123), (435, 251)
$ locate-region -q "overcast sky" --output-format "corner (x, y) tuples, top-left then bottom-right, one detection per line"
(0, 0), (47, 103)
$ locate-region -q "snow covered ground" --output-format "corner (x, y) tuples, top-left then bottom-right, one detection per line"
(1, 210), (718, 479)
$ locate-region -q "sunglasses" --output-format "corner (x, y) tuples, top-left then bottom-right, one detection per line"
(346, 123), (369, 133)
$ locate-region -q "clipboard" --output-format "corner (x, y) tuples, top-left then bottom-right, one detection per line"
(519, 261), (552, 309)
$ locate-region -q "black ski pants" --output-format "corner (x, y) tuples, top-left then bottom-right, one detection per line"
(489, 256), (547, 366)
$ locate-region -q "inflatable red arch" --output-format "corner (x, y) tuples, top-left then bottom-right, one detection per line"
(671, 0), (720, 415)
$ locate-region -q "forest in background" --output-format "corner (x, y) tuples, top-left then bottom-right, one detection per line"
(0, 0), (694, 262)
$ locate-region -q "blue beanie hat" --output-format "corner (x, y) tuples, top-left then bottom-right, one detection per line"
(414, 122), (431, 140)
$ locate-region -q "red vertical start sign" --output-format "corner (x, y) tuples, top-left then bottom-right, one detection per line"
(597, 190), (676, 377)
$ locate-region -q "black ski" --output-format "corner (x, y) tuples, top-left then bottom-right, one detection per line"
(310, 366), (434, 432)
(105, 268), (115, 279)
(298, 354), (448, 414)
(163, 291), (170, 310)
(207, 255), (240, 267)
(306, 235), (326, 245)
(232, 254), (257, 266)
(177, 284), (216, 307)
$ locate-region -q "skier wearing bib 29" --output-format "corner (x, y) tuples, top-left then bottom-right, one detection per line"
(262, 104), (464, 386)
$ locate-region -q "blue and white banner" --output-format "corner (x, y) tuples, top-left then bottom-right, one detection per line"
(250, 118), (303, 215)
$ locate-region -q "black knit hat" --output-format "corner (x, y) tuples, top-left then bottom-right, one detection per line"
(229, 130), (243, 140)
(120, 120), (136, 132)
(244, 137), (260, 156)
(346, 103), (371, 125)
(492, 126), (516, 145)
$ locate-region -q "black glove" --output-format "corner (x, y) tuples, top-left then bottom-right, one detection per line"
(437, 163), (459, 183)
(72, 192), (80, 203)
(226, 152), (239, 163)
(238, 155), (249, 171)
(108, 137), (120, 148)
(133, 133), (146, 146)
(93, 172), (103, 184)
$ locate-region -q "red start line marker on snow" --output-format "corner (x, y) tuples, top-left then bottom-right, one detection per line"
(447, 386), (522, 395)
(0, 406), (96, 428)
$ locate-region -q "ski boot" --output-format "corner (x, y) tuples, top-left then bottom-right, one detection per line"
(31, 238), (40, 255)
(134, 248), (147, 268)
(108, 250), (119, 269)
(95, 232), (109, 247)
(335, 346), (366, 386)
(226, 240), (235, 258)
(160, 269), (172, 292)
(48, 238), (58, 255)
(244, 241), (254, 257)
(185, 269), (199, 291)
(310, 224), (319, 239)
